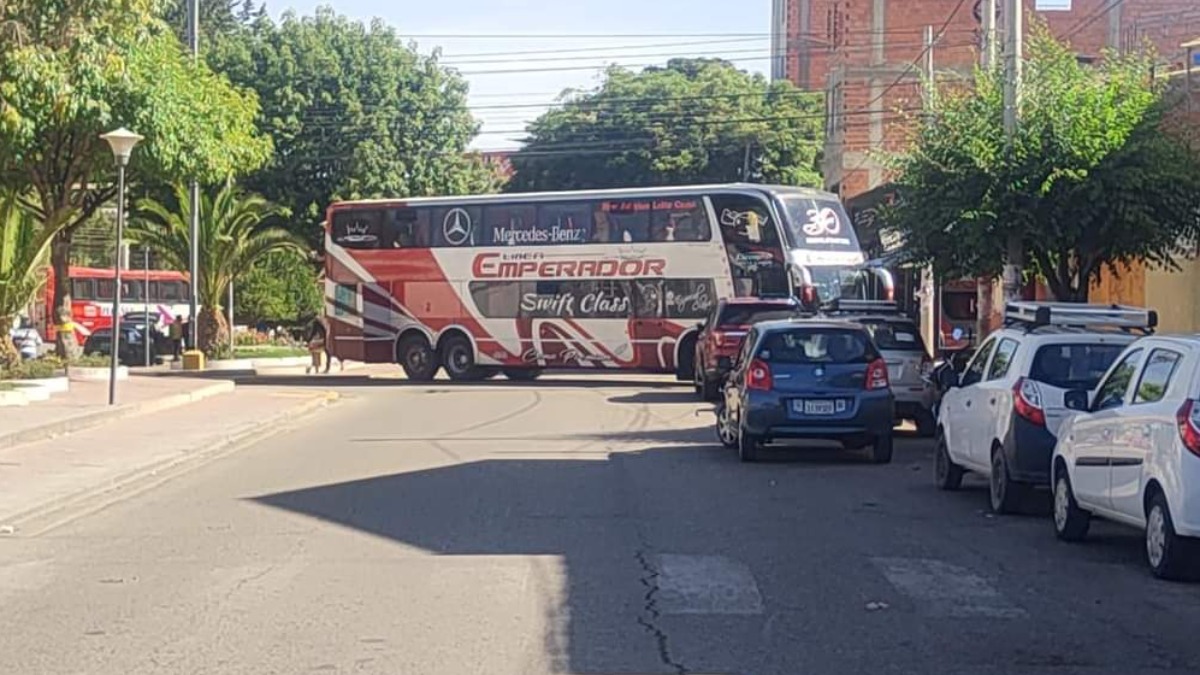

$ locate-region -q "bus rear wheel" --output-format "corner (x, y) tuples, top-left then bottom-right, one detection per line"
(397, 334), (439, 382)
(441, 334), (482, 381)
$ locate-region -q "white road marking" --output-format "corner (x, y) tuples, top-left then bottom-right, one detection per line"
(655, 554), (764, 615)
(872, 557), (1026, 618)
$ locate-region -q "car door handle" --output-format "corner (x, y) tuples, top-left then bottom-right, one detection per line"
(965, 400), (972, 408)
(989, 398), (997, 406)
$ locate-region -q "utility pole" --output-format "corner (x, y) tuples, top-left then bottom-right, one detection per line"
(187, 0), (201, 353)
(1001, 0), (1023, 304)
(923, 25), (936, 110)
(742, 141), (752, 182)
(981, 0), (997, 69)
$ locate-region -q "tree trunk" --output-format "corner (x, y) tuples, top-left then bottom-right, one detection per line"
(198, 305), (229, 357)
(0, 314), (18, 370)
(50, 232), (81, 360)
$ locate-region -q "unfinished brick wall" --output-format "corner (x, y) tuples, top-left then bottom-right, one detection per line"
(779, 0), (1200, 199)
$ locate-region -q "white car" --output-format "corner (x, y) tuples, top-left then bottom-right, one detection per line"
(1052, 335), (1200, 580)
(934, 303), (1153, 514)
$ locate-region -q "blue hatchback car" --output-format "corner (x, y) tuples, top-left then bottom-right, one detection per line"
(716, 319), (895, 463)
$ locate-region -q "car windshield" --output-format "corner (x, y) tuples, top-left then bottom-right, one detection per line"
(1029, 343), (1127, 390)
(757, 328), (877, 364)
(859, 319), (927, 352)
(717, 305), (798, 327)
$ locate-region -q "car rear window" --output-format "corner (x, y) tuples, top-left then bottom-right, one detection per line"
(1029, 343), (1127, 390)
(859, 319), (926, 352)
(717, 304), (798, 327)
(757, 328), (878, 365)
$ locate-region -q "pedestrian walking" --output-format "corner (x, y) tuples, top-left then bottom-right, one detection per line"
(306, 318), (326, 375)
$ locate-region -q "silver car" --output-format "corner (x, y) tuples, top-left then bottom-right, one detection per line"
(853, 315), (936, 436)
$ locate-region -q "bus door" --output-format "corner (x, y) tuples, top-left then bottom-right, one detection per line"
(709, 194), (788, 298)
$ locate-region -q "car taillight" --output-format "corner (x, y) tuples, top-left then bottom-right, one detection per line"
(1013, 377), (1046, 427)
(865, 358), (889, 390)
(746, 358), (772, 391)
(1176, 399), (1200, 456)
(713, 332), (725, 348)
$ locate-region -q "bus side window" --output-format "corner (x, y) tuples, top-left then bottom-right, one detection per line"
(594, 200), (651, 243)
(96, 279), (116, 301)
(331, 210), (383, 249)
(710, 194), (787, 297)
(651, 198), (710, 242)
(121, 280), (143, 301)
(72, 279), (94, 301)
(386, 208), (432, 248)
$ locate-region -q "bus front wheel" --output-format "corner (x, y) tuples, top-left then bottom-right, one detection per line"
(397, 334), (439, 382)
(503, 368), (542, 382)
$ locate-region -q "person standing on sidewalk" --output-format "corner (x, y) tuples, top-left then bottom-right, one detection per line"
(169, 315), (184, 360)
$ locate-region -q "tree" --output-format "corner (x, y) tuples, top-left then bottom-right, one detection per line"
(234, 249), (323, 327)
(0, 192), (56, 369)
(160, 0), (266, 44)
(131, 181), (302, 355)
(508, 58), (824, 192)
(206, 7), (497, 248)
(0, 0), (272, 356)
(884, 24), (1200, 300)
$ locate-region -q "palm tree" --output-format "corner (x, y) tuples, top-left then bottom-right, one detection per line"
(131, 180), (300, 356)
(0, 190), (56, 369)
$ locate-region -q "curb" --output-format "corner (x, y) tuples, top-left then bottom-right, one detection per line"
(0, 380), (236, 452)
(1, 390), (340, 536)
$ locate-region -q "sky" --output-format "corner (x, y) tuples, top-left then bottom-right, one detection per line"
(269, 1), (775, 151)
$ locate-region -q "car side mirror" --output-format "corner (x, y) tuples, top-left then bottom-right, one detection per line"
(1064, 390), (1090, 412)
(717, 356), (733, 371)
(696, 322), (705, 331)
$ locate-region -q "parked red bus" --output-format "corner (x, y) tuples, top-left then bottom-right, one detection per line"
(38, 267), (190, 344)
(324, 184), (892, 381)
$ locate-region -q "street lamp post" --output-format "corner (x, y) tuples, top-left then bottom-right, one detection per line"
(143, 246), (151, 368)
(99, 127), (143, 406)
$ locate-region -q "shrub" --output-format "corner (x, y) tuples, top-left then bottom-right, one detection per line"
(0, 357), (66, 380)
(70, 354), (112, 368)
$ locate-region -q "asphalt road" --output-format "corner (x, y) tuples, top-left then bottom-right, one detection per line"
(2, 372), (1200, 675)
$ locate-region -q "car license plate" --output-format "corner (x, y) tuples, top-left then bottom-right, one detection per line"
(795, 399), (837, 415)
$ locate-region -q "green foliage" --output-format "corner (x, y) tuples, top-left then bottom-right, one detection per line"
(234, 248), (322, 325)
(0, 0), (271, 354)
(68, 354), (111, 368)
(0, 191), (56, 368)
(508, 58), (824, 192)
(206, 7), (497, 246)
(130, 180), (302, 355)
(0, 357), (65, 381)
(160, 0), (265, 44)
(884, 23), (1200, 300)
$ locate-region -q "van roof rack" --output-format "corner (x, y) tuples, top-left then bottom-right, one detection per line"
(1003, 302), (1157, 334)
(821, 298), (901, 315)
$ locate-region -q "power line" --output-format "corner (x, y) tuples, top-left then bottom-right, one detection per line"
(842, 0), (972, 117)
(439, 37), (771, 59)
(1062, 0), (1126, 41)
(455, 53), (777, 76)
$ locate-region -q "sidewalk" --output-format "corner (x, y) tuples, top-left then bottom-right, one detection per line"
(0, 375), (234, 451)
(0, 384), (336, 534)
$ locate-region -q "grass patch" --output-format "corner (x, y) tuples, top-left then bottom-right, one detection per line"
(232, 345), (308, 359)
(0, 358), (66, 380)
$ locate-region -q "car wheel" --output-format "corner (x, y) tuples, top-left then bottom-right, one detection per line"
(738, 424), (761, 463)
(715, 404), (738, 449)
(915, 411), (937, 438)
(503, 368), (542, 382)
(989, 446), (1029, 514)
(440, 335), (481, 381)
(397, 334), (439, 382)
(934, 431), (964, 490)
(870, 433), (894, 464)
(1052, 471), (1090, 542)
(1145, 492), (1200, 581)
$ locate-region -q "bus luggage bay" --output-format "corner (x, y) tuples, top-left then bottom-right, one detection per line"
(324, 183), (886, 381)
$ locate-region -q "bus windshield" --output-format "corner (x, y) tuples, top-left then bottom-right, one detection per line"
(776, 194), (860, 253)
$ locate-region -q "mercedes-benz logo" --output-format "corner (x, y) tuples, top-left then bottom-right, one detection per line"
(443, 208), (472, 246)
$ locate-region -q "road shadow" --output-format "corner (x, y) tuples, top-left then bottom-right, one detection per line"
(249, 448), (701, 674)
(227, 373), (687, 390)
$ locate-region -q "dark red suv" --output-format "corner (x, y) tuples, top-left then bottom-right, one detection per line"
(693, 297), (804, 400)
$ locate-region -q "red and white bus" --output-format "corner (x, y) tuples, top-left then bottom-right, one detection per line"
(324, 184), (889, 381)
(37, 266), (191, 344)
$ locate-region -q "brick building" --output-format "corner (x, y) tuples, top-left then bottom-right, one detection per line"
(770, 0), (1200, 200)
